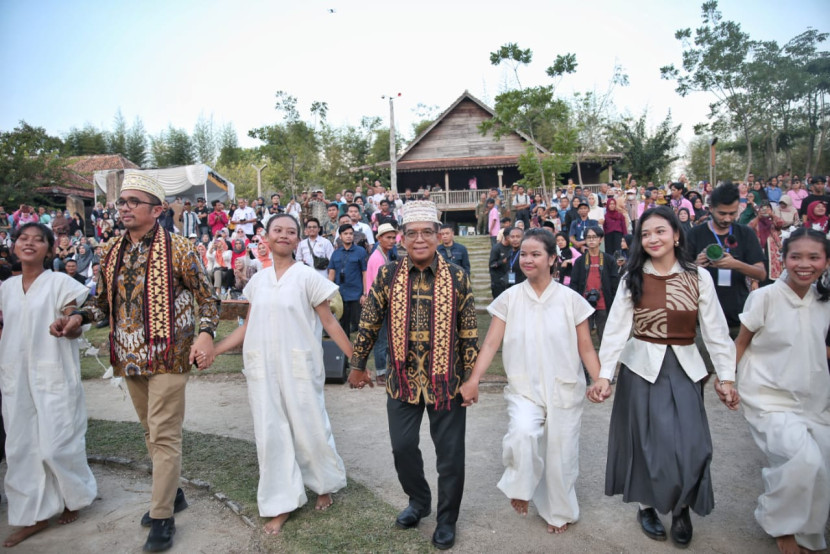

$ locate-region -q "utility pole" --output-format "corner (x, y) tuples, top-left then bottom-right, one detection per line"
(382, 93), (401, 194)
(251, 162), (268, 199)
(709, 137), (718, 187)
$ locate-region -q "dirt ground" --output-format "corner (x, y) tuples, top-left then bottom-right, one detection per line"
(76, 372), (829, 553)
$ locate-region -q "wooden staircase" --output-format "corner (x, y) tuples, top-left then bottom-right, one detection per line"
(455, 235), (494, 311)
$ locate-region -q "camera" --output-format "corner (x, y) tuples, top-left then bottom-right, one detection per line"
(586, 289), (601, 307)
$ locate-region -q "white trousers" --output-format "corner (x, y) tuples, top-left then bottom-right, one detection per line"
(244, 355), (346, 517)
(497, 391), (582, 527)
(747, 411), (830, 551)
(2, 364), (96, 526)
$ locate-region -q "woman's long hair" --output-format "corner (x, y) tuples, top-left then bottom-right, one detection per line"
(625, 206), (697, 305)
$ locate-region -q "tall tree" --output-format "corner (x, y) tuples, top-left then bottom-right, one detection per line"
(108, 109), (128, 156)
(125, 117), (148, 167)
(0, 121), (65, 205)
(62, 124), (108, 156)
(192, 114), (216, 164)
(217, 122), (242, 167)
(609, 112), (681, 183)
(660, 1), (757, 179)
(479, 43), (578, 197)
(165, 126), (195, 166)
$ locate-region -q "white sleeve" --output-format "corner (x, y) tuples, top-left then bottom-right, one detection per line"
(487, 288), (510, 322)
(738, 287), (766, 333)
(697, 268), (737, 381)
(598, 278), (634, 380)
(242, 272), (257, 303)
(56, 273), (89, 311)
(307, 268), (339, 308)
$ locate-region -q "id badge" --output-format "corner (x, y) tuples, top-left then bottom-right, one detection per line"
(717, 268), (731, 287)
(507, 272), (516, 285)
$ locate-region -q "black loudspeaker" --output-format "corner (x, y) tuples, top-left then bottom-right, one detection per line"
(322, 339), (348, 383)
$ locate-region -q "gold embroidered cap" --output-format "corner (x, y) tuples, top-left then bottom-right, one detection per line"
(377, 223), (397, 237)
(401, 201), (439, 226)
(121, 173), (166, 204)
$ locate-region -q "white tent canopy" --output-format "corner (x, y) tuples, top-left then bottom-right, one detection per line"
(93, 164), (235, 204)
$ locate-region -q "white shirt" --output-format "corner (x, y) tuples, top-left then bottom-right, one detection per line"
(232, 206), (257, 235)
(489, 279), (593, 406)
(295, 236), (335, 278)
(598, 260), (736, 383)
(738, 278), (830, 421)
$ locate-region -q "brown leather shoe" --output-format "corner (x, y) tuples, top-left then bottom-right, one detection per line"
(376, 374), (386, 386)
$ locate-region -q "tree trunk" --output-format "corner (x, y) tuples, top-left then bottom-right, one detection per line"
(813, 94), (828, 174)
(744, 124), (754, 182)
(576, 153), (584, 186)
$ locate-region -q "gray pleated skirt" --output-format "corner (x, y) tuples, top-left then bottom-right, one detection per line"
(604, 347), (715, 517)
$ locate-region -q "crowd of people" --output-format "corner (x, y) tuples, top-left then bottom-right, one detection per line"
(0, 171), (827, 554)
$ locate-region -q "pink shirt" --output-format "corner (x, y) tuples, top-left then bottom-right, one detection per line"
(787, 189), (808, 210)
(365, 247), (389, 294)
(488, 207), (500, 237)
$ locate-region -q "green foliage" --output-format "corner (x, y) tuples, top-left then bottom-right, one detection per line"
(684, 136), (747, 183)
(62, 124), (108, 156)
(0, 121), (65, 206)
(150, 125), (196, 168)
(192, 114), (216, 164)
(125, 117), (148, 167)
(108, 109), (127, 156)
(609, 112), (681, 183)
(481, 43), (579, 193)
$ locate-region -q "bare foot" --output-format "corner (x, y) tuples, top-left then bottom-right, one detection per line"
(58, 508), (79, 525)
(775, 535), (802, 554)
(315, 493), (333, 511)
(3, 521), (49, 547)
(547, 523), (569, 534)
(510, 499), (529, 516)
(263, 512), (291, 535)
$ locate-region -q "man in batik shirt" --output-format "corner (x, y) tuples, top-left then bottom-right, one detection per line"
(349, 201), (478, 551)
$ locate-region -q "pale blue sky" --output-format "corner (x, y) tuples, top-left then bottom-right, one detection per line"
(1, 0), (828, 152)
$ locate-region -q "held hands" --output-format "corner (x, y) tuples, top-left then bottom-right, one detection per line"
(586, 378), (612, 403)
(460, 379), (479, 407)
(49, 314), (83, 338)
(189, 333), (216, 370)
(348, 368), (374, 389)
(713, 378), (740, 410)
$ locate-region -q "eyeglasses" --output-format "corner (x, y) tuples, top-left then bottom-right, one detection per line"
(403, 229), (436, 240)
(116, 198), (160, 209)
(585, 236), (601, 241)
(404, 229), (437, 240)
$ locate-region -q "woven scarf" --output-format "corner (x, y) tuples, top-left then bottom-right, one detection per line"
(102, 224), (175, 371)
(388, 255), (457, 410)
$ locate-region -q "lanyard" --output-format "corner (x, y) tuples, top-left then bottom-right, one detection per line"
(708, 222), (732, 253)
(509, 249), (521, 267)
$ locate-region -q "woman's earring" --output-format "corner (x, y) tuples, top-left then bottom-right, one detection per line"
(674, 240), (680, 247)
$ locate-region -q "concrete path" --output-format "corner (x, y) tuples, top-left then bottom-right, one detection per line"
(75, 371), (829, 553)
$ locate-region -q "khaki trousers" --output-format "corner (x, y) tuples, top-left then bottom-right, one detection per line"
(126, 373), (188, 519)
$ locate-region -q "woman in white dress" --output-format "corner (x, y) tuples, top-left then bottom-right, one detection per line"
(461, 229), (606, 534)
(214, 214), (352, 535)
(731, 227), (830, 554)
(0, 222), (97, 547)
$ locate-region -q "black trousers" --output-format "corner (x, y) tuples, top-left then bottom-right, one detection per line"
(340, 300), (361, 334)
(387, 395), (466, 524)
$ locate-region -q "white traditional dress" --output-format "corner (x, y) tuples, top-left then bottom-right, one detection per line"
(242, 262), (347, 517)
(738, 278), (830, 551)
(0, 271), (97, 526)
(488, 279), (593, 527)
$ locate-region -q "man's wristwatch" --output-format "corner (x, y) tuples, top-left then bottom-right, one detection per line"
(69, 309), (90, 325)
(198, 327), (215, 339)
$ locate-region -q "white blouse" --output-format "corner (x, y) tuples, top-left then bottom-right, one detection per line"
(598, 260), (736, 383)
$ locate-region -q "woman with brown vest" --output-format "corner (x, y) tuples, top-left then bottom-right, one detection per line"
(588, 206), (738, 549)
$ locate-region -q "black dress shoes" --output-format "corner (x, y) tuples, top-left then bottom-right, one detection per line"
(395, 505), (431, 529)
(671, 506), (693, 548)
(432, 522), (456, 550)
(143, 517), (175, 552)
(637, 507), (667, 541)
(141, 488), (188, 527)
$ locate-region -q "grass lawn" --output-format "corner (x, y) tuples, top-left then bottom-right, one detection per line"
(86, 420), (432, 553)
(81, 311), (507, 380)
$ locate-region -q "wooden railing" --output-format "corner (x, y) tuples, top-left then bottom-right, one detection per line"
(428, 184), (606, 211)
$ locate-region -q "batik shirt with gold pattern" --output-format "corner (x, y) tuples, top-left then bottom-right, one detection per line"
(86, 228), (220, 376)
(351, 255), (479, 405)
